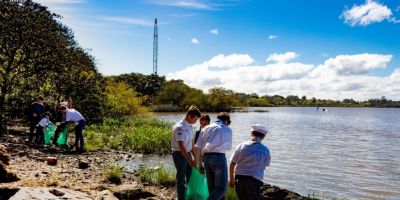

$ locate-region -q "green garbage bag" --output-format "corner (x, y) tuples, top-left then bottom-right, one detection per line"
(44, 123), (56, 145)
(56, 127), (69, 145)
(185, 168), (209, 200)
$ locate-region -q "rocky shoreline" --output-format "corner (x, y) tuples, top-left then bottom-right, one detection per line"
(0, 127), (310, 200)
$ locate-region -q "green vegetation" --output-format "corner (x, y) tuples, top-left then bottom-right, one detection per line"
(225, 187), (239, 200)
(85, 117), (172, 154)
(103, 79), (147, 117)
(138, 165), (175, 186)
(103, 164), (124, 184)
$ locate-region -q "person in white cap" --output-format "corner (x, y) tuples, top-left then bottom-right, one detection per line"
(229, 124), (271, 200)
(60, 105), (85, 152)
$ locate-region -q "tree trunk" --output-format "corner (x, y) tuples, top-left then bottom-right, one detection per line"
(0, 93), (6, 135)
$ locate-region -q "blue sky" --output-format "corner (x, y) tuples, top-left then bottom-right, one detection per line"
(36, 0), (400, 100)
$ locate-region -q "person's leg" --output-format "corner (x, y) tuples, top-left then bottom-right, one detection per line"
(37, 126), (44, 144)
(235, 176), (263, 200)
(235, 176), (247, 200)
(74, 126), (79, 151)
(52, 125), (62, 145)
(203, 155), (215, 195)
(29, 120), (35, 142)
(205, 154), (228, 200)
(209, 155), (228, 200)
(172, 152), (188, 200)
(76, 120), (85, 151)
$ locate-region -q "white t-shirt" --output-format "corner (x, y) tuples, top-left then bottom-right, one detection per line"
(171, 118), (193, 152)
(65, 109), (84, 125)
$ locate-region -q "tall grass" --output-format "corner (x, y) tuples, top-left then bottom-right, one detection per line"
(103, 164), (124, 184)
(85, 117), (173, 154)
(225, 187), (239, 200)
(138, 165), (176, 186)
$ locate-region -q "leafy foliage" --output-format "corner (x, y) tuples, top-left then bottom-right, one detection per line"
(103, 79), (147, 117)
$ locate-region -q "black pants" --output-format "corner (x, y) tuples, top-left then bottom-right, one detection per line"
(235, 175), (263, 200)
(53, 122), (66, 144)
(36, 126), (45, 144)
(29, 118), (40, 142)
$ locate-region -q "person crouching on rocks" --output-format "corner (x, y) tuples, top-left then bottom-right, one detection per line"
(36, 112), (52, 145)
(60, 105), (85, 153)
(229, 124), (271, 200)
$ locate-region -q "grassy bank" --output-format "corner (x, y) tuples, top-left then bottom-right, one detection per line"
(85, 117), (173, 154)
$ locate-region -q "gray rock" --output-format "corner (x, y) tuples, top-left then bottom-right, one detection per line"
(94, 190), (118, 200)
(9, 187), (92, 200)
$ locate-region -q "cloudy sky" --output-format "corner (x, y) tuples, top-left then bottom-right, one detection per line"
(36, 0), (400, 100)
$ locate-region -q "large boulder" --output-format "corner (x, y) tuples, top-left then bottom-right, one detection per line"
(9, 187), (92, 200)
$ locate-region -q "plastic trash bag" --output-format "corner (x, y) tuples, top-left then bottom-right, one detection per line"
(185, 168), (209, 200)
(44, 123), (56, 145)
(56, 127), (69, 145)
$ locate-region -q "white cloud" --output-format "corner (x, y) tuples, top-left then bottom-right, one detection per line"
(205, 54), (254, 68)
(209, 29), (219, 35)
(341, 0), (395, 26)
(100, 17), (154, 27)
(268, 35), (278, 40)
(191, 38), (200, 44)
(167, 53), (399, 100)
(154, 0), (215, 10)
(321, 53), (392, 75)
(266, 52), (299, 63)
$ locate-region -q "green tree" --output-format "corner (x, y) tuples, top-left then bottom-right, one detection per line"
(103, 80), (147, 117)
(0, 0), (74, 132)
(207, 87), (238, 111)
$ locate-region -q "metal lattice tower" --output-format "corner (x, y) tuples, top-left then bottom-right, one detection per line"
(153, 18), (158, 75)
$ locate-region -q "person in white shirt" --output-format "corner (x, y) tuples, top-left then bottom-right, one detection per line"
(36, 112), (51, 144)
(195, 112), (232, 200)
(229, 124), (271, 200)
(171, 105), (201, 200)
(60, 106), (85, 152)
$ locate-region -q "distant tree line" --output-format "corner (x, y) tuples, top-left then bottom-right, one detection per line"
(110, 74), (400, 111)
(0, 0), (399, 134)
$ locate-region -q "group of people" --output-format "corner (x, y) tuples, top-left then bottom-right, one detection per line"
(28, 96), (86, 152)
(172, 105), (271, 200)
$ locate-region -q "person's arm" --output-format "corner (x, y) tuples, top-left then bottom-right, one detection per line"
(229, 162), (236, 188)
(178, 141), (195, 167)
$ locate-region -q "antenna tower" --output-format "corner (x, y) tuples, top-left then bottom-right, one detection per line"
(153, 18), (158, 75)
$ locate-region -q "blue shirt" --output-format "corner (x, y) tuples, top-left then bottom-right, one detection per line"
(195, 121), (232, 155)
(230, 137), (271, 182)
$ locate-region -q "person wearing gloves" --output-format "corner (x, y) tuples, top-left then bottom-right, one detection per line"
(229, 124), (271, 200)
(60, 105), (85, 152)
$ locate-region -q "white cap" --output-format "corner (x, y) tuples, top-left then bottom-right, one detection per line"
(60, 101), (68, 107)
(250, 124), (268, 135)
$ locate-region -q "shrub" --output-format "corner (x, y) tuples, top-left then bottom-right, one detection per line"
(103, 164), (123, 184)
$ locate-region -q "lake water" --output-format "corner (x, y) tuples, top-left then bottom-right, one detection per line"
(122, 107), (400, 200)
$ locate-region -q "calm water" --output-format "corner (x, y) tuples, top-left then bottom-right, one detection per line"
(123, 107), (400, 200)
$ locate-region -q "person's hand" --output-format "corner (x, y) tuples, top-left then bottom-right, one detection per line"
(198, 165), (205, 174)
(33, 113), (37, 118)
(188, 159), (195, 168)
(229, 179), (235, 188)
(55, 122), (61, 126)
